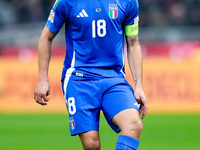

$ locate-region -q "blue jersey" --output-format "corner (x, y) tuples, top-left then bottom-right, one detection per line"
(46, 0), (139, 80)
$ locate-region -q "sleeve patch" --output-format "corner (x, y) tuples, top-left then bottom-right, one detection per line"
(134, 16), (139, 24)
(125, 22), (139, 36)
(48, 10), (55, 23)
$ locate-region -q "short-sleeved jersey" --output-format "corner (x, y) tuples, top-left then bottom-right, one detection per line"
(46, 0), (139, 80)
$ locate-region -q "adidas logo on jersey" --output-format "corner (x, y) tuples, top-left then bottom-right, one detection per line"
(76, 9), (88, 18)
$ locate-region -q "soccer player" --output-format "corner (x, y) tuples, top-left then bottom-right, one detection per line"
(34, 0), (148, 149)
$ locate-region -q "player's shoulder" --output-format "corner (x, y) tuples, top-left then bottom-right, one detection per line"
(52, 0), (70, 7)
(124, 0), (139, 7)
(52, 0), (73, 11)
(117, 0), (139, 10)
(53, 0), (79, 7)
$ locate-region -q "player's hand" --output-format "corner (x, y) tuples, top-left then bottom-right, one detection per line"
(134, 86), (148, 119)
(34, 81), (50, 106)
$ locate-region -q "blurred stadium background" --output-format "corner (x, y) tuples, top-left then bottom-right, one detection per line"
(0, 0), (200, 149)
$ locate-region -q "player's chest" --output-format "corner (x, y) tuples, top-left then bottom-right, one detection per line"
(66, 0), (126, 27)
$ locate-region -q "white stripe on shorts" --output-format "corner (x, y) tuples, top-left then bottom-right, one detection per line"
(63, 51), (75, 99)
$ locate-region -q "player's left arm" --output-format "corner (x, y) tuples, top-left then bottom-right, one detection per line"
(126, 33), (148, 119)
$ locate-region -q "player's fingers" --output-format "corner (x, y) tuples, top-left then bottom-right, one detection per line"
(138, 98), (148, 119)
(141, 103), (148, 119)
(39, 94), (48, 105)
(43, 91), (50, 102)
(42, 91), (50, 102)
(47, 90), (50, 96)
(35, 93), (47, 106)
(142, 109), (147, 119)
(37, 99), (47, 105)
(43, 95), (50, 102)
(35, 93), (43, 104)
(36, 100), (47, 106)
(139, 103), (143, 115)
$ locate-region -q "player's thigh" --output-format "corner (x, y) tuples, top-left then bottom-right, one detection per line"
(112, 108), (141, 131)
(63, 79), (102, 136)
(112, 109), (142, 139)
(101, 78), (140, 133)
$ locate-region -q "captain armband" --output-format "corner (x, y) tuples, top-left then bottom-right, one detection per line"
(125, 22), (139, 36)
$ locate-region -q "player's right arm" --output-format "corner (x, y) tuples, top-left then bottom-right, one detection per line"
(34, 0), (66, 105)
(34, 26), (57, 105)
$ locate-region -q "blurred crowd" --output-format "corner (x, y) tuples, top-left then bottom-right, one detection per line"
(0, 0), (54, 27)
(0, 0), (199, 28)
(140, 0), (200, 26)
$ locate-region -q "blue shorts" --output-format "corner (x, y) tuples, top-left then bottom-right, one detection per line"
(62, 77), (139, 136)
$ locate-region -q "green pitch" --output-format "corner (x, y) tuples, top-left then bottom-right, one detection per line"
(0, 113), (200, 150)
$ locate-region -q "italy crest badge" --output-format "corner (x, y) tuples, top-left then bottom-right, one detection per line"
(109, 4), (118, 19)
(69, 117), (75, 130)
